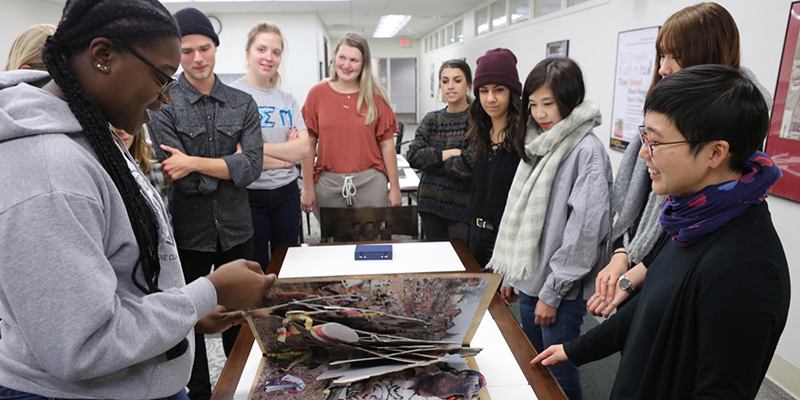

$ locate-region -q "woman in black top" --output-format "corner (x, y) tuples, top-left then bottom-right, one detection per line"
(532, 66), (790, 400)
(465, 48), (523, 267)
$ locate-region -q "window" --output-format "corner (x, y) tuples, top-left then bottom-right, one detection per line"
(535, 0), (562, 17)
(475, 6), (489, 35)
(439, 29), (446, 47)
(512, 0), (530, 24)
(491, 0), (507, 30)
(454, 20), (464, 43)
(569, 0), (592, 5)
(447, 24), (455, 44)
(434, 33), (440, 49)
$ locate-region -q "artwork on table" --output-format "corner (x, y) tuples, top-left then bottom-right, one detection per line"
(609, 26), (660, 151)
(546, 39), (569, 59)
(766, 1), (800, 202)
(245, 272), (501, 400)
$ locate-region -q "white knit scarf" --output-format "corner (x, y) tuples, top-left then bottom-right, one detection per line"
(486, 101), (602, 282)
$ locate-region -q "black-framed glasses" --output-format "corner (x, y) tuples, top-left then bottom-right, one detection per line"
(637, 125), (716, 157)
(112, 40), (177, 98)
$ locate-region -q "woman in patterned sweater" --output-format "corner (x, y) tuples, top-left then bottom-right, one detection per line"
(406, 60), (473, 242)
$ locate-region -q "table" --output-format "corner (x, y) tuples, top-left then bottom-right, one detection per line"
(396, 154), (419, 205)
(210, 240), (567, 400)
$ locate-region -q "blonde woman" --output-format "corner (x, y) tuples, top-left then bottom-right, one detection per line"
(4, 24), (56, 71)
(230, 22), (313, 266)
(301, 32), (400, 213)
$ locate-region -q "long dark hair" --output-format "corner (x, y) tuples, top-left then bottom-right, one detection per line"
(465, 88), (522, 160)
(42, 0), (180, 296)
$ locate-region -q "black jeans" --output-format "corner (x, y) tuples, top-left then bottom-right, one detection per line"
(468, 223), (498, 269)
(178, 238), (253, 400)
(420, 212), (469, 244)
(248, 181), (301, 270)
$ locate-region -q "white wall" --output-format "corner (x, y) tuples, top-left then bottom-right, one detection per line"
(211, 13), (327, 107)
(418, 0), (800, 394)
(0, 0), (62, 69)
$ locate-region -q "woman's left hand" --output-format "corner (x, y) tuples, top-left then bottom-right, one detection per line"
(535, 299), (557, 327)
(195, 306), (246, 334)
(388, 188), (402, 207)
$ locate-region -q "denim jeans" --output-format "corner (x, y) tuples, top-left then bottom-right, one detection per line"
(247, 181), (301, 269)
(0, 386), (188, 400)
(519, 291), (586, 400)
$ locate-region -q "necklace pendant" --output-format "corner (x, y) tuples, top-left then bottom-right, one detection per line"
(342, 104), (350, 108)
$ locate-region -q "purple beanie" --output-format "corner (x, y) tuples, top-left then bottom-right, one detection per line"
(472, 48), (521, 97)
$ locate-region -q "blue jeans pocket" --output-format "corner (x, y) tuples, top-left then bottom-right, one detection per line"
(0, 386), (49, 400)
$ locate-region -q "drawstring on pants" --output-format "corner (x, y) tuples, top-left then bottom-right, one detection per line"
(342, 175), (357, 207)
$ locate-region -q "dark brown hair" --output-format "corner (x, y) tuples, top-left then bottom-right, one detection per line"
(650, 2), (740, 90)
(465, 87), (522, 160)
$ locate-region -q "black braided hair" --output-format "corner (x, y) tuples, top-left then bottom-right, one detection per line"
(42, 0), (179, 295)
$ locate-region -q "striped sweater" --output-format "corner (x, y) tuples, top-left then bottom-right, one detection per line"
(406, 107), (473, 223)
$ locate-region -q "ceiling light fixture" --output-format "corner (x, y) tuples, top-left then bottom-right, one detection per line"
(373, 15), (411, 38)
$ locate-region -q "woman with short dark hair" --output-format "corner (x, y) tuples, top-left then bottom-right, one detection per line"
(532, 65), (790, 400)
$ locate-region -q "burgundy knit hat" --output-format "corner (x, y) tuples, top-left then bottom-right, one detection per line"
(472, 48), (521, 97)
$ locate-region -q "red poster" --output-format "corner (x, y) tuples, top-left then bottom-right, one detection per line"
(767, 1), (800, 202)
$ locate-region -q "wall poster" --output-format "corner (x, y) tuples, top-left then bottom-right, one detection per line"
(609, 26), (660, 151)
(766, 1), (800, 202)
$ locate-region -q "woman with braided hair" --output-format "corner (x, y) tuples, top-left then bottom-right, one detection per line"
(0, 0), (274, 398)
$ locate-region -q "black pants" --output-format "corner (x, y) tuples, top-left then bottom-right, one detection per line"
(420, 212), (469, 244)
(178, 238), (253, 400)
(468, 224), (497, 269)
(248, 181), (301, 269)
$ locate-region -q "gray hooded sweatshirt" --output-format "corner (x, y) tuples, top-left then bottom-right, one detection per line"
(0, 70), (217, 399)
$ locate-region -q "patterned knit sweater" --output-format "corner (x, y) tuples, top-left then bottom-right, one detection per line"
(406, 107), (472, 223)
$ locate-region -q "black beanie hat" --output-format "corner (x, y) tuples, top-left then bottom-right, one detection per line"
(472, 48), (521, 97)
(174, 8), (219, 46)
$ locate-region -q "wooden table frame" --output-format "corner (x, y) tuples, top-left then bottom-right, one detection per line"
(210, 239), (567, 400)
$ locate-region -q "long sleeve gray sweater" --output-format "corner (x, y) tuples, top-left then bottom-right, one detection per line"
(0, 70), (217, 399)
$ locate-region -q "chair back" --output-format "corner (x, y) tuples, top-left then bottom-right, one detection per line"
(394, 121), (405, 154)
(319, 206), (418, 241)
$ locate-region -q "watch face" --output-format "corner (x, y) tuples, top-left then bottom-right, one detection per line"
(619, 277), (632, 290)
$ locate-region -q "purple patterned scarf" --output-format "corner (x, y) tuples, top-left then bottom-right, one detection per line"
(659, 151), (782, 246)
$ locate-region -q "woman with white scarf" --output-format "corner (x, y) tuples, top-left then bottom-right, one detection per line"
(489, 58), (612, 400)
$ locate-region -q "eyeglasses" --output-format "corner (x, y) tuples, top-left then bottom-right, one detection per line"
(637, 125), (716, 157)
(112, 40), (177, 98)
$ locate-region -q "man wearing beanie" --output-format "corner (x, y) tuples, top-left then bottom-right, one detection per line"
(147, 7), (262, 400)
(467, 48), (523, 269)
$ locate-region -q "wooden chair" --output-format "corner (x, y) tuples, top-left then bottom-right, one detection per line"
(318, 206), (419, 242)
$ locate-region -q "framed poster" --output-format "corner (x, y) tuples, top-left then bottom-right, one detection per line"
(766, 1), (800, 202)
(546, 39), (569, 58)
(609, 26), (660, 151)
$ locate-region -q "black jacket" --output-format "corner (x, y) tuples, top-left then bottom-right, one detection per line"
(565, 202), (791, 400)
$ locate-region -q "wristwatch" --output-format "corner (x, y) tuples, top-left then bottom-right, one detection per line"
(618, 274), (638, 294)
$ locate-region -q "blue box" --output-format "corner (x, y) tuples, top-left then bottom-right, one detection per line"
(354, 244), (393, 260)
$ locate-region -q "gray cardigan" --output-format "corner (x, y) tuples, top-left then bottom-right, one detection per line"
(505, 133), (612, 308)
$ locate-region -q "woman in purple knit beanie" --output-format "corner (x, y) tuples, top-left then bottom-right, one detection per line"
(465, 48), (524, 268)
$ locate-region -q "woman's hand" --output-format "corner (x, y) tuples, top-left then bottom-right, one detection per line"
(388, 187), (402, 207)
(205, 259), (275, 311)
(196, 306), (247, 334)
(587, 287), (629, 318)
(442, 148), (462, 161)
(535, 299), (557, 327)
(500, 286), (518, 306)
(530, 344), (568, 367)
(301, 187), (317, 213)
(588, 250), (628, 313)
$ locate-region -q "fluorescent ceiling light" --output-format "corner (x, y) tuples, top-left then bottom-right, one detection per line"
(373, 15), (411, 38)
